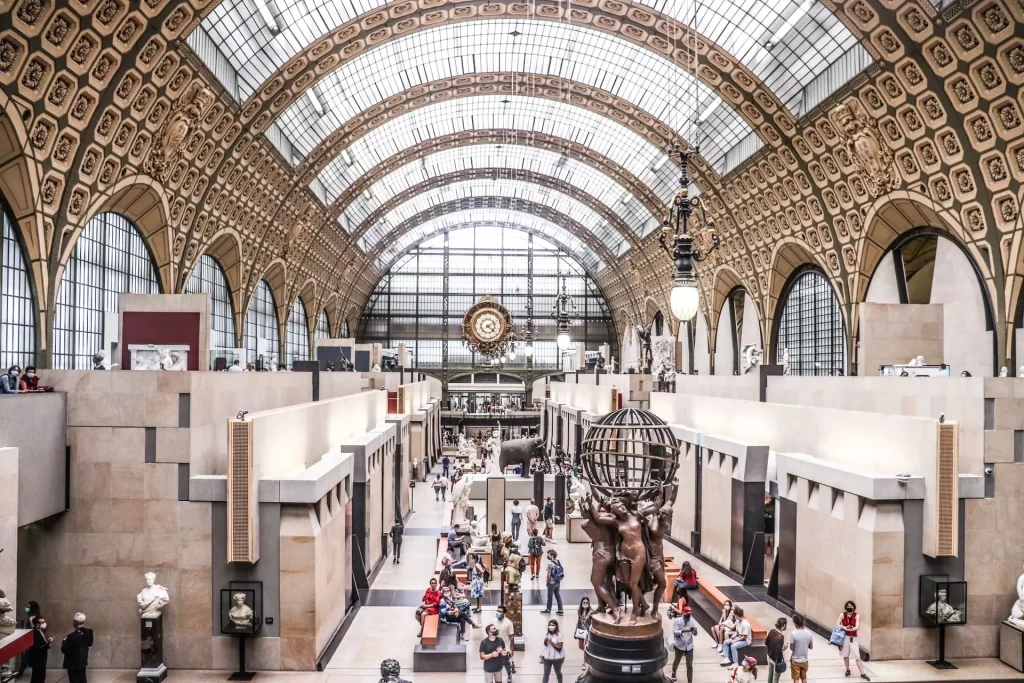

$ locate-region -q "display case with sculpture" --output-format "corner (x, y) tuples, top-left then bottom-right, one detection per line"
(920, 575), (966, 670)
(578, 408), (680, 682)
(220, 582), (263, 680)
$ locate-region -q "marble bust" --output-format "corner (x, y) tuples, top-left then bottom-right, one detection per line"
(228, 592), (254, 630)
(925, 588), (961, 624)
(137, 572), (170, 619)
(1010, 566), (1024, 629)
(0, 588), (15, 635)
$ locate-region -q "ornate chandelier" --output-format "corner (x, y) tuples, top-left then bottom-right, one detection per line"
(553, 276), (578, 350)
(462, 296), (517, 359)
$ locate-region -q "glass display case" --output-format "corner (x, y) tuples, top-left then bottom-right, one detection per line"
(220, 581), (263, 636)
(919, 575), (967, 626)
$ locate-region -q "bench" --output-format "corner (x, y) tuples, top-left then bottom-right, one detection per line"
(421, 613), (440, 646)
(414, 614), (467, 672)
(684, 581), (769, 665)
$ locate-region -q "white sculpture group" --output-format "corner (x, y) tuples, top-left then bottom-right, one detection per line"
(129, 344), (189, 371)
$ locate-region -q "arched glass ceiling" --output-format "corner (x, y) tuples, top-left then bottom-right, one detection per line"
(317, 95), (676, 211)
(276, 21), (750, 172)
(358, 179), (629, 255)
(195, 0), (859, 116)
(344, 144), (659, 236)
(378, 213), (604, 271)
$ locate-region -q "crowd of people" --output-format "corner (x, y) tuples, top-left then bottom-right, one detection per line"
(0, 365), (53, 394)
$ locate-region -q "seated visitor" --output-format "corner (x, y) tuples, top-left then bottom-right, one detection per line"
(448, 524), (468, 557)
(439, 586), (479, 637)
(0, 365), (21, 394)
(673, 561), (699, 602)
(439, 557), (459, 590)
(18, 366), (53, 392)
(711, 600), (736, 653)
(414, 578), (443, 637)
(720, 606), (751, 666)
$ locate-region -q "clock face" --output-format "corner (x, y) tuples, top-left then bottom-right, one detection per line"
(473, 311), (503, 342)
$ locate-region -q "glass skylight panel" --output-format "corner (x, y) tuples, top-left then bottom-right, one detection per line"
(359, 179), (628, 254)
(377, 211), (603, 271)
(278, 21), (749, 171)
(638, 0), (858, 112)
(316, 95), (679, 209)
(341, 144), (659, 236)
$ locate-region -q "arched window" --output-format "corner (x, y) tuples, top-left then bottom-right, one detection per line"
(54, 212), (160, 369)
(186, 255), (237, 349)
(285, 298), (311, 366)
(341, 318), (350, 338)
(316, 310), (331, 340)
(1, 206), (36, 369)
(244, 280), (279, 366)
(775, 269), (845, 376)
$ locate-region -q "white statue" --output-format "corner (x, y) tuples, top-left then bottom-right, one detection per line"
(925, 588), (962, 624)
(1001, 366), (1009, 378)
(487, 429), (501, 473)
(741, 344), (763, 374)
(159, 349), (185, 371)
(451, 474), (472, 525)
(1018, 366), (1024, 378)
(92, 349), (112, 370)
(468, 517), (490, 553)
(609, 356), (618, 373)
(782, 347), (790, 375)
(907, 355), (925, 367)
(0, 588), (15, 636)
(567, 476), (586, 518)
(1010, 566), (1024, 629)
(372, 363), (381, 372)
(228, 592), (255, 630)
(137, 572), (171, 619)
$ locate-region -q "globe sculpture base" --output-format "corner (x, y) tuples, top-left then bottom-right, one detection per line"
(580, 613), (669, 683)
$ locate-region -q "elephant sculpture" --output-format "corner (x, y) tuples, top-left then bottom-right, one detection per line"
(498, 437), (546, 478)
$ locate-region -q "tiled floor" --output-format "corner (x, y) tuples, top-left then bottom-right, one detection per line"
(68, 469), (1024, 681)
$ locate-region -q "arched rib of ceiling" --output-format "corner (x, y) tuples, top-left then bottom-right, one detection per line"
(223, 0), (860, 140)
(352, 168), (652, 253)
(313, 95), (679, 213)
(380, 219), (607, 274)
(357, 177), (632, 256)
(343, 145), (660, 238)
(277, 23), (749, 175)
(291, 71), (723, 201)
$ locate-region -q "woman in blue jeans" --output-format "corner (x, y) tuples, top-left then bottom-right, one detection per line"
(541, 619), (565, 682)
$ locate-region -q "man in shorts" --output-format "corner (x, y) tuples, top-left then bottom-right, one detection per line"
(789, 613), (813, 683)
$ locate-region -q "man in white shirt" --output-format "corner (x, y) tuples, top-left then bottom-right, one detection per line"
(227, 360), (244, 372)
(489, 605), (516, 681)
(525, 499), (541, 534)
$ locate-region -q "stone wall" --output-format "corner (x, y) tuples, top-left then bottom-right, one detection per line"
(699, 452), (734, 570)
(858, 303), (944, 376)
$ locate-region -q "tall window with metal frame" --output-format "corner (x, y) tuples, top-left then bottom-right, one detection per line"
(54, 212), (160, 369)
(776, 270), (846, 376)
(243, 280), (280, 366)
(316, 310), (331, 340)
(285, 298), (311, 366)
(186, 254), (237, 349)
(0, 205), (36, 369)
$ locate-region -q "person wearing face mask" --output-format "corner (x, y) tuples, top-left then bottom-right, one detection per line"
(764, 617), (788, 683)
(541, 619), (565, 683)
(838, 601), (869, 681)
(27, 615), (53, 683)
(729, 656), (758, 683)
(18, 366), (52, 393)
(479, 624), (509, 683)
(489, 605), (516, 681)
(670, 605), (698, 683)
(575, 597), (593, 653)
(540, 550), (564, 616)
(14, 601), (41, 679)
(1, 365), (21, 394)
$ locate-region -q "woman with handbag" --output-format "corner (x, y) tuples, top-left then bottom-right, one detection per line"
(837, 601), (870, 680)
(764, 618), (787, 683)
(575, 597), (593, 653)
(469, 555), (486, 613)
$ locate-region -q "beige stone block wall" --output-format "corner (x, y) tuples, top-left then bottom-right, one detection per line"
(858, 303), (943, 375)
(670, 442), (697, 547)
(399, 424), (411, 518)
(0, 449), (18, 613)
(367, 457), (383, 569)
(699, 452), (733, 569)
(278, 490), (348, 670)
(791, 478), (904, 659)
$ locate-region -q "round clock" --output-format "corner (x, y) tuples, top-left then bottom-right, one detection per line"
(462, 297), (515, 358)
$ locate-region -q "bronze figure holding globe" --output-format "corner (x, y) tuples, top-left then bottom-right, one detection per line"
(577, 408), (681, 683)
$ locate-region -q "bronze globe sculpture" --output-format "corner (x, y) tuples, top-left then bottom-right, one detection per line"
(578, 408), (681, 683)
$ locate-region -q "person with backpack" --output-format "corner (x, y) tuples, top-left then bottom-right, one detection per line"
(540, 550), (564, 615)
(528, 528), (546, 579)
(765, 617), (787, 683)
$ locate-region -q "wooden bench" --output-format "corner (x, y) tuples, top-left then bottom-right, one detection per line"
(421, 614), (440, 646)
(697, 582), (768, 640)
(663, 561), (681, 602)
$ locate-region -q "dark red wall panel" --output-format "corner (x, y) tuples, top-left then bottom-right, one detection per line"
(120, 312), (202, 371)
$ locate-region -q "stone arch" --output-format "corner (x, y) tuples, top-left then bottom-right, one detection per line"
(65, 177), (174, 296)
(764, 237), (837, 364)
(196, 229), (245, 344)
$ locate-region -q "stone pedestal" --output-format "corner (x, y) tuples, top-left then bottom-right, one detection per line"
(506, 590), (523, 639)
(582, 613), (667, 682)
(567, 516), (588, 542)
(1001, 621), (1024, 672)
(138, 616), (167, 683)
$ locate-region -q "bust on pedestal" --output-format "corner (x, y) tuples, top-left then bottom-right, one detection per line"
(137, 572), (170, 683)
